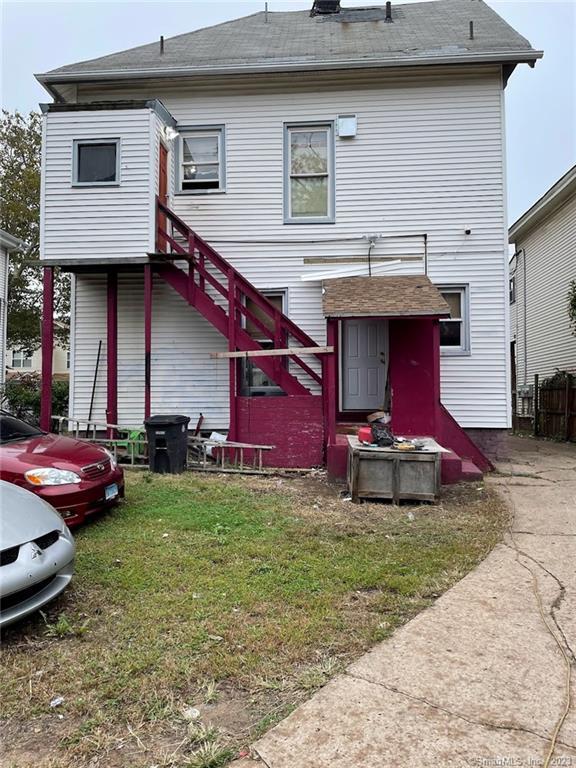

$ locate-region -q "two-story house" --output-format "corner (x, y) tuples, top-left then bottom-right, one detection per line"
(35, 0), (541, 480)
(509, 164), (576, 420)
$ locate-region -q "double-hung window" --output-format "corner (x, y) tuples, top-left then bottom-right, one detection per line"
(509, 276), (516, 304)
(12, 349), (32, 369)
(179, 127), (225, 193)
(73, 139), (120, 185)
(439, 286), (470, 355)
(285, 124), (334, 223)
(240, 291), (286, 396)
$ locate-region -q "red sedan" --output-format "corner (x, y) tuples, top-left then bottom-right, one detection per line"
(0, 412), (124, 528)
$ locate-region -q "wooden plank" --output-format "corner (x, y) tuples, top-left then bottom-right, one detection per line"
(210, 345), (333, 360)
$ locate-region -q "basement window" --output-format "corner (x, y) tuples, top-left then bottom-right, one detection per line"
(284, 123), (335, 223)
(73, 139), (119, 186)
(439, 286), (470, 356)
(240, 291), (286, 397)
(178, 127), (225, 194)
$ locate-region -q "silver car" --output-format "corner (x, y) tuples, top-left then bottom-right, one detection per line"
(0, 480), (75, 628)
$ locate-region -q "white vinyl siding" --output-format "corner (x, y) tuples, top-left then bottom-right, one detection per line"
(41, 108), (155, 260)
(512, 192), (576, 387)
(66, 65), (510, 428)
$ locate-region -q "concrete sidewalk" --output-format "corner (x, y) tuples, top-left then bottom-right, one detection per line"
(237, 437), (576, 767)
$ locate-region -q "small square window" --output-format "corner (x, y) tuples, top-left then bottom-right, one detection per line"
(73, 139), (119, 185)
(439, 286), (470, 356)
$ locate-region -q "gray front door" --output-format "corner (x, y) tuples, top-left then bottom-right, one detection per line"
(341, 319), (388, 411)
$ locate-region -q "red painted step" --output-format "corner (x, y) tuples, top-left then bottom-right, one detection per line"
(461, 459), (484, 482)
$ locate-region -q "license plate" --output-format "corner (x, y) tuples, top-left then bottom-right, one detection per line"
(105, 483), (119, 501)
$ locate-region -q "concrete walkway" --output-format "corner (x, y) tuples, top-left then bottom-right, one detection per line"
(237, 436), (576, 767)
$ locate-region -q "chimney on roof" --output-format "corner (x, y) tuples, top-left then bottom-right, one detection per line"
(385, 2), (393, 22)
(159, 35), (164, 55)
(310, 0), (341, 17)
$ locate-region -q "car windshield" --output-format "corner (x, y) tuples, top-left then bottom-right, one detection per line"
(0, 413), (44, 444)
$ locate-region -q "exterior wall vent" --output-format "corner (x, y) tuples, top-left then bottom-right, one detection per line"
(311, 0), (341, 17)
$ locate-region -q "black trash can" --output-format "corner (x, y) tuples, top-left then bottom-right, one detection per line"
(144, 415), (190, 474)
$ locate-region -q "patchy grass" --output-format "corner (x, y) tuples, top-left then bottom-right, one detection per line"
(0, 471), (508, 767)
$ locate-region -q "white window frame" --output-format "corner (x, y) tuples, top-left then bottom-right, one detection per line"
(176, 126), (226, 195)
(438, 285), (470, 356)
(284, 122), (335, 224)
(12, 349), (33, 369)
(72, 138), (120, 187)
(241, 289), (288, 395)
(509, 275), (516, 304)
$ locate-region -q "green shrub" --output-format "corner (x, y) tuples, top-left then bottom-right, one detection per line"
(1, 372), (69, 425)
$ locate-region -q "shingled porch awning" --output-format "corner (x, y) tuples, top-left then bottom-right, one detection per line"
(322, 275), (450, 318)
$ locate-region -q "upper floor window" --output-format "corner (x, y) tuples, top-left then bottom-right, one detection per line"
(11, 349), (32, 369)
(439, 286), (470, 356)
(73, 139), (120, 186)
(178, 127), (225, 193)
(509, 275), (516, 304)
(284, 123), (334, 224)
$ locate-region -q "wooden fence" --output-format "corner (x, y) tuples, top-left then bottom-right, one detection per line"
(534, 374), (576, 442)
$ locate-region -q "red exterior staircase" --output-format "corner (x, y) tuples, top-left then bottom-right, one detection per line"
(153, 199), (327, 454)
(154, 198), (324, 397)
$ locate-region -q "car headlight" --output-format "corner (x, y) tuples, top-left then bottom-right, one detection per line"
(102, 447), (118, 469)
(25, 468), (82, 486)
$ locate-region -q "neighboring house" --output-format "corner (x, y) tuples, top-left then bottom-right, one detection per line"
(509, 165), (576, 413)
(35, 0), (541, 479)
(0, 230), (27, 388)
(5, 340), (69, 380)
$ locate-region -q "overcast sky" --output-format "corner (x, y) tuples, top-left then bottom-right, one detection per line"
(1, 0), (575, 222)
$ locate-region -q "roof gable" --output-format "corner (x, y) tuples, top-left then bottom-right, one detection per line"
(37, 0), (540, 84)
(509, 165), (576, 243)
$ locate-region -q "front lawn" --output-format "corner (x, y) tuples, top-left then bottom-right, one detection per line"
(1, 471), (508, 767)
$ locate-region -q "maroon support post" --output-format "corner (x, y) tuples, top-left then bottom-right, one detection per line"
(106, 272), (118, 436)
(227, 269), (237, 442)
(144, 265), (153, 420)
(40, 267), (54, 432)
(323, 319), (338, 447)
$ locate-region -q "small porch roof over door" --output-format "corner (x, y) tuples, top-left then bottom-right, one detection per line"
(322, 275), (450, 318)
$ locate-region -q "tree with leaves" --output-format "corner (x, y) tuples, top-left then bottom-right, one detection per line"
(0, 110), (69, 352)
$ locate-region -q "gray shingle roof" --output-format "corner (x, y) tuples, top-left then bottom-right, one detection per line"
(38, 0), (540, 83)
(322, 275), (450, 317)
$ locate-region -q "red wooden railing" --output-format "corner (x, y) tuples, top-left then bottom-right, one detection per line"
(155, 198), (323, 396)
